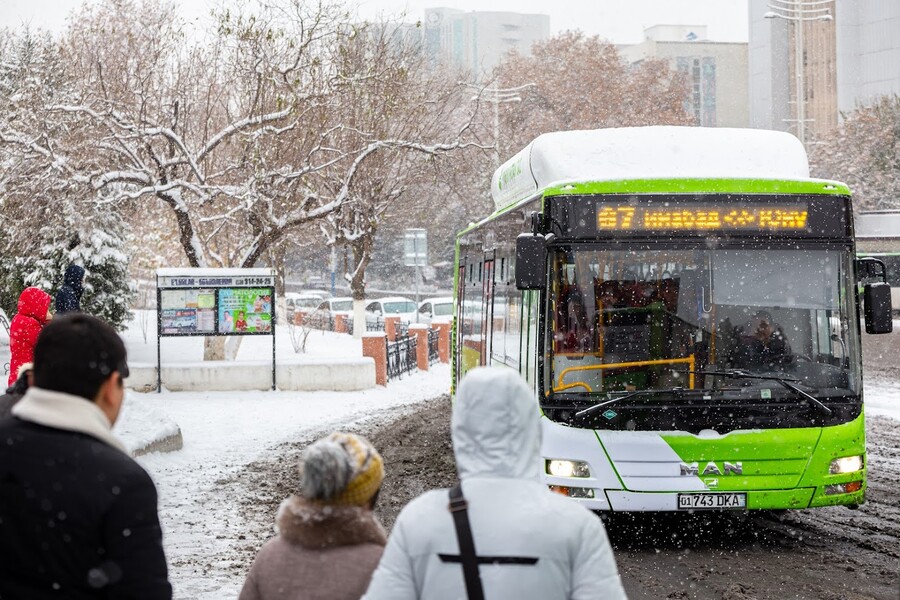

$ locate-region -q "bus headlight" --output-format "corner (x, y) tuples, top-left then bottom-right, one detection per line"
(829, 455), (864, 474)
(546, 459), (591, 478)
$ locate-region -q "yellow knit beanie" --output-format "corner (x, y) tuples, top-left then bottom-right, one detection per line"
(300, 432), (384, 506)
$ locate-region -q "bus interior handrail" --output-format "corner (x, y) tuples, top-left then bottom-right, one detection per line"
(554, 355), (696, 393)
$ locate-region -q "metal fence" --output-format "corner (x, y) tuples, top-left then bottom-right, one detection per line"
(386, 335), (417, 381)
(427, 328), (440, 364)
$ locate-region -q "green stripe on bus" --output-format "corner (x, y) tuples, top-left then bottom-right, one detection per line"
(541, 178), (851, 198)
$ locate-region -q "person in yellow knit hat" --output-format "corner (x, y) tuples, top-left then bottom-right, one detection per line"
(239, 432), (386, 600)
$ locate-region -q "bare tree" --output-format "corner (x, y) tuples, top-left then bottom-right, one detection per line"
(314, 21), (484, 334)
(495, 31), (691, 158)
(1, 0), (485, 356)
(810, 95), (900, 211)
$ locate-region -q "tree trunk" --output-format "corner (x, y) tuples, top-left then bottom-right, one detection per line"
(350, 237), (373, 339)
(225, 335), (243, 360)
(204, 336), (226, 360)
(269, 242), (287, 297)
(203, 335), (244, 360)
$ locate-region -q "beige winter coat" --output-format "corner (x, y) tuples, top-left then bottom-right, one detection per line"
(239, 496), (387, 600)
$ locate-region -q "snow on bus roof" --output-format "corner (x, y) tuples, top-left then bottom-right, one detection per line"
(490, 127), (810, 211)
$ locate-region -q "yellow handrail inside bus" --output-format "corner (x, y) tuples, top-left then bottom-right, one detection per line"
(554, 381), (593, 393)
(554, 355), (695, 392)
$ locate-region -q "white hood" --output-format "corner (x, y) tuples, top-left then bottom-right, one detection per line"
(452, 367), (541, 481)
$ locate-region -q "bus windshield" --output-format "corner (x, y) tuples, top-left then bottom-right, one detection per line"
(547, 246), (860, 400)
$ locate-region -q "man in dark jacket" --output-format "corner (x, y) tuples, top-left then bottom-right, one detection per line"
(0, 362), (31, 419)
(0, 314), (172, 599)
(55, 263), (85, 314)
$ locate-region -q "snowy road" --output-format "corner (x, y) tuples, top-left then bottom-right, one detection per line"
(127, 365), (451, 599)
(231, 386), (900, 600)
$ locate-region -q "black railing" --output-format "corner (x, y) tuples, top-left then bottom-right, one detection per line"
(427, 328), (440, 364)
(386, 335), (417, 381)
(367, 318), (385, 332)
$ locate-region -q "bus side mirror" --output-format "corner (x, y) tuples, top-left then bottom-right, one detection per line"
(516, 234), (546, 290)
(857, 257), (892, 334)
(863, 282), (893, 334)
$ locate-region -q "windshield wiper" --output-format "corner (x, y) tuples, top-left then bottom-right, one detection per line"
(574, 387), (686, 419)
(691, 369), (832, 417)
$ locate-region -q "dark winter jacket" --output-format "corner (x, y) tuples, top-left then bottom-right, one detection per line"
(0, 369), (29, 419)
(0, 387), (172, 600)
(239, 496), (387, 600)
(55, 264), (85, 315)
(8, 287), (52, 386)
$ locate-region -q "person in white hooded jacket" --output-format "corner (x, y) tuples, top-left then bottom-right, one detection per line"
(362, 366), (627, 600)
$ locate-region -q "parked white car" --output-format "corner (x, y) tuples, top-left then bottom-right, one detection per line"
(418, 297), (455, 325)
(307, 297), (354, 328)
(285, 292), (325, 317)
(365, 297), (418, 325)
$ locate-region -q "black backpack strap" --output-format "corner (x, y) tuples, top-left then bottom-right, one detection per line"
(448, 484), (485, 600)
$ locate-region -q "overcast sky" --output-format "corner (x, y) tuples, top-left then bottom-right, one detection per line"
(1, 0), (749, 43)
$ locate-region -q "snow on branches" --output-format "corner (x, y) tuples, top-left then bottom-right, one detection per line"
(1, 0), (483, 274)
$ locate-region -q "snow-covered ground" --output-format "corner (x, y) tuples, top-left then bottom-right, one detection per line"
(126, 366), (450, 598)
(864, 376), (900, 421)
(1, 311), (896, 597)
(1, 310), (451, 597)
(110, 312), (452, 597)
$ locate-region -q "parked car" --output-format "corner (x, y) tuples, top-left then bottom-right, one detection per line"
(418, 297), (455, 325)
(365, 296), (418, 325)
(307, 297), (354, 329)
(285, 292), (325, 318)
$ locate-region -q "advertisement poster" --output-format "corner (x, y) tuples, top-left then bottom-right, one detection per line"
(217, 287), (273, 334)
(160, 289), (216, 335)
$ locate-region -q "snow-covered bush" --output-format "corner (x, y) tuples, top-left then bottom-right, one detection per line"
(0, 209), (133, 331)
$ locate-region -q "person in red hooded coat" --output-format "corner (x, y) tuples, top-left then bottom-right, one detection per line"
(8, 287), (52, 387)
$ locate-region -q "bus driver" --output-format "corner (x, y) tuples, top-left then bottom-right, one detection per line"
(736, 310), (792, 370)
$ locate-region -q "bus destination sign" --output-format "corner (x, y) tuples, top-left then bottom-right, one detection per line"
(596, 203), (809, 232)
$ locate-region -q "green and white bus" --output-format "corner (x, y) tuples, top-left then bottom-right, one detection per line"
(452, 127), (893, 512)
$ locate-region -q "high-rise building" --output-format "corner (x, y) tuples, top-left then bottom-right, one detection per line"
(619, 25), (749, 127)
(749, 0), (900, 140)
(836, 1), (900, 113)
(748, 0), (837, 140)
(423, 8), (550, 80)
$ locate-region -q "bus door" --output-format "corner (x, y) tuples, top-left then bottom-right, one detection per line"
(454, 262), (466, 384)
(481, 254), (496, 366)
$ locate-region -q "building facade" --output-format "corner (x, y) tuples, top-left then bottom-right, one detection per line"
(423, 8), (550, 80)
(749, 0), (900, 141)
(619, 25), (749, 128)
(836, 0), (900, 114)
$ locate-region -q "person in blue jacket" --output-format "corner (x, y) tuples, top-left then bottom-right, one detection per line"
(55, 264), (85, 314)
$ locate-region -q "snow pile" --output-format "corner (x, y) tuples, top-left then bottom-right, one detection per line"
(113, 395), (182, 455)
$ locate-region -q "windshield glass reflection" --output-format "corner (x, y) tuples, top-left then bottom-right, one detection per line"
(548, 247), (860, 399)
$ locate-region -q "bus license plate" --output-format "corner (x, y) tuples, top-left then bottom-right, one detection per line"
(677, 493), (746, 510)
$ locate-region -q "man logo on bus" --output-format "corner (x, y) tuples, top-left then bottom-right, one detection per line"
(680, 461), (743, 476)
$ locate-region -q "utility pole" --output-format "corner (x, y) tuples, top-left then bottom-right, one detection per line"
(468, 83), (536, 166)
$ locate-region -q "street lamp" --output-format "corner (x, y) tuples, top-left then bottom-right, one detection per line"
(764, 0), (834, 146)
(468, 83), (536, 166)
